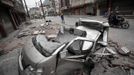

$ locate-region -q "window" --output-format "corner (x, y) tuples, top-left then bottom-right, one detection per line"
(67, 40), (93, 55)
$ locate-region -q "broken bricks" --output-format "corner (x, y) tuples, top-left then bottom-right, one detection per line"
(108, 40), (131, 56)
(89, 40), (134, 75)
(32, 30), (46, 35)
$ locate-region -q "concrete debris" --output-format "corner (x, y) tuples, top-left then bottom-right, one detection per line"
(33, 31), (39, 35)
(33, 30), (46, 35)
(46, 34), (57, 40)
(89, 40), (134, 75)
(25, 21), (32, 25)
(106, 47), (117, 55)
(17, 33), (28, 38)
(0, 48), (4, 56)
(108, 40), (131, 56)
(39, 31), (46, 34)
(17, 22), (60, 38)
(120, 47), (131, 55)
(40, 23), (45, 26)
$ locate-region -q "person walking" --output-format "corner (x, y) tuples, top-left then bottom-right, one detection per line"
(59, 12), (65, 34)
(60, 12), (65, 23)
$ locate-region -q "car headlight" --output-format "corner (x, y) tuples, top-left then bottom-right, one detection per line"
(25, 66), (43, 75)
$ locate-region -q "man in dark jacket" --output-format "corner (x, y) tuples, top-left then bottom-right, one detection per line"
(108, 11), (118, 25)
(60, 12), (65, 23)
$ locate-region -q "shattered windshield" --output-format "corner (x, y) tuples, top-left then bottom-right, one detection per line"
(32, 35), (61, 57)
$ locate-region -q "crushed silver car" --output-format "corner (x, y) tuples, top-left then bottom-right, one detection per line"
(18, 19), (110, 75)
(19, 35), (97, 75)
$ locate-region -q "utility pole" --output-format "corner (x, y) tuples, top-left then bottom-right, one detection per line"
(23, 0), (30, 18)
(40, 0), (46, 20)
(52, 0), (56, 15)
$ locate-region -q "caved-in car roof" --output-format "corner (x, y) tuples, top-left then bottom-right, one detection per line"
(79, 18), (109, 27)
(33, 35), (61, 57)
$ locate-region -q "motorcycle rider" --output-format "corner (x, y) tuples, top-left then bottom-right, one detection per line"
(108, 11), (119, 26)
(108, 9), (129, 29)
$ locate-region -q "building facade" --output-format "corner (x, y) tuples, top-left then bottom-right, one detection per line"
(60, 0), (134, 17)
(60, 0), (95, 15)
(96, 0), (134, 16)
(43, 0), (58, 16)
(0, 0), (26, 39)
(29, 7), (42, 19)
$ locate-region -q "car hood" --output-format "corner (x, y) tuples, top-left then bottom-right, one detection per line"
(22, 37), (46, 67)
(76, 26), (101, 41)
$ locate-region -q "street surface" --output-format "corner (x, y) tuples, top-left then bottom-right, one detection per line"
(0, 16), (133, 75)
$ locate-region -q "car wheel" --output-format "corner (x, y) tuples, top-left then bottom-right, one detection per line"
(121, 22), (129, 29)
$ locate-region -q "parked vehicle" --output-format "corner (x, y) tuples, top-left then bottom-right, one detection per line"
(108, 15), (129, 29)
(19, 35), (97, 75)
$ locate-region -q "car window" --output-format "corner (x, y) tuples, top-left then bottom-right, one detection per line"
(68, 40), (82, 51)
(82, 41), (93, 51)
(67, 40), (93, 55)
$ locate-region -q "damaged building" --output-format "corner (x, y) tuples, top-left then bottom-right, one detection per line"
(0, 0), (26, 39)
(60, 0), (134, 17)
(60, 0), (95, 15)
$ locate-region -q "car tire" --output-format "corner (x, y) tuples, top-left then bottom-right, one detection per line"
(121, 22), (129, 29)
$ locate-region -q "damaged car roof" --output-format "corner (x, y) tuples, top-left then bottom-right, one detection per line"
(79, 18), (109, 27)
(36, 35), (61, 53)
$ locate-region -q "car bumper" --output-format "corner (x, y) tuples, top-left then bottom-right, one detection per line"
(18, 54), (27, 75)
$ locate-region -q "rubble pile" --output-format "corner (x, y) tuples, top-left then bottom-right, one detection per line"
(17, 22), (61, 39)
(90, 40), (134, 75)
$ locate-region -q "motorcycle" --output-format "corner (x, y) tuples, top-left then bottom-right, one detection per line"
(108, 15), (129, 29)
